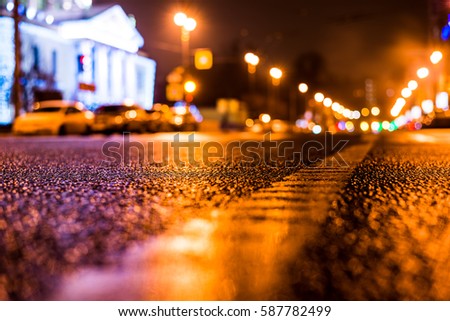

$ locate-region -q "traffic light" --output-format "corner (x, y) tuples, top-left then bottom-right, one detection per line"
(194, 49), (213, 70)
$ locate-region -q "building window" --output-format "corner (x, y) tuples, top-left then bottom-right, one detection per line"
(52, 50), (57, 77)
(136, 67), (145, 94)
(32, 45), (39, 72)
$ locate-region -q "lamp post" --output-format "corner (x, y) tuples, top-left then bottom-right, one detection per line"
(174, 12), (197, 68)
(295, 83), (308, 122)
(269, 67), (282, 86)
(173, 12), (196, 104)
(268, 67), (282, 116)
(244, 52), (259, 92)
(244, 52), (260, 74)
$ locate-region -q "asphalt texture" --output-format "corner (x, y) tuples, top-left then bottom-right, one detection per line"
(299, 130), (450, 300)
(1, 130), (449, 300)
(0, 132), (353, 300)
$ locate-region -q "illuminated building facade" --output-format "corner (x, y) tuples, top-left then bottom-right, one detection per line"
(0, 0), (156, 124)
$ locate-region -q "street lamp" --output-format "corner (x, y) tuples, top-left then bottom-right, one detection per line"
(430, 50), (443, 65)
(269, 67), (282, 86)
(295, 83), (309, 121)
(174, 12), (197, 67)
(417, 67), (429, 79)
(314, 92), (325, 103)
(323, 97), (332, 108)
(268, 67), (282, 116)
(244, 52), (260, 92)
(408, 80), (418, 90)
(244, 52), (260, 74)
(401, 87), (412, 98)
(184, 80), (196, 94)
(298, 83), (308, 93)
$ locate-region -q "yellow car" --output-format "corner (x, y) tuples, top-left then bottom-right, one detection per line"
(12, 100), (94, 135)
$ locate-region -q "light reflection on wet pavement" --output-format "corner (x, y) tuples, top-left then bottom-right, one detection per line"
(54, 139), (374, 300)
(2, 130), (450, 300)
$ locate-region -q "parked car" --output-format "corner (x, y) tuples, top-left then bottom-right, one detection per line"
(92, 103), (148, 134)
(144, 109), (171, 132)
(12, 100), (94, 135)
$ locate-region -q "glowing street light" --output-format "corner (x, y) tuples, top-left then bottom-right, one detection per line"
(390, 98), (406, 117)
(401, 87), (412, 98)
(430, 50), (443, 64)
(421, 99), (434, 114)
(371, 106), (380, 116)
(314, 92), (325, 103)
(174, 12), (188, 27)
(298, 83), (308, 93)
(184, 18), (197, 32)
(360, 121), (370, 132)
(244, 52), (260, 74)
(174, 12), (197, 67)
(331, 102), (340, 111)
(361, 107), (370, 117)
(323, 97), (332, 107)
(417, 67), (429, 79)
(269, 67), (282, 85)
(184, 80), (197, 93)
(260, 113), (271, 123)
(408, 80), (418, 90)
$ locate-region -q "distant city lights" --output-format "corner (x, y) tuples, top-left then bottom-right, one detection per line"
(314, 92), (325, 103)
(6, 2), (14, 11)
(382, 121), (391, 130)
(411, 106), (422, 119)
(430, 50), (443, 64)
(260, 113), (271, 124)
(184, 80), (196, 93)
(26, 7), (37, 20)
(408, 80), (418, 90)
(371, 121), (381, 132)
(361, 108), (370, 117)
(269, 67), (282, 79)
(421, 99), (434, 114)
(371, 106), (380, 116)
(401, 87), (412, 98)
(360, 121), (369, 132)
(390, 98), (406, 117)
(298, 83), (308, 93)
(244, 52), (260, 67)
(436, 92), (449, 110)
(416, 67), (429, 79)
(312, 125), (322, 134)
(45, 15), (55, 25)
(323, 97), (332, 107)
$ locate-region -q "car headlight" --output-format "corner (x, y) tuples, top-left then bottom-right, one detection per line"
(125, 110), (137, 119)
(114, 116), (123, 124)
(84, 111), (95, 120)
(173, 115), (183, 126)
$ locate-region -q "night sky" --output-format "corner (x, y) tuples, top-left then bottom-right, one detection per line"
(95, 0), (430, 106)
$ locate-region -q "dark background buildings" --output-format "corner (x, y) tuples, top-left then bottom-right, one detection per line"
(95, 0), (441, 116)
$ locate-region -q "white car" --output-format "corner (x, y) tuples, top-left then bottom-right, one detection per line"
(12, 100), (94, 135)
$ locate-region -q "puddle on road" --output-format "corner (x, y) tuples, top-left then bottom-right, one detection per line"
(53, 208), (319, 300)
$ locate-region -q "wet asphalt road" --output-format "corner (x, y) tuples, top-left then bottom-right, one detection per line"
(0, 131), (351, 300)
(1, 130), (450, 300)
